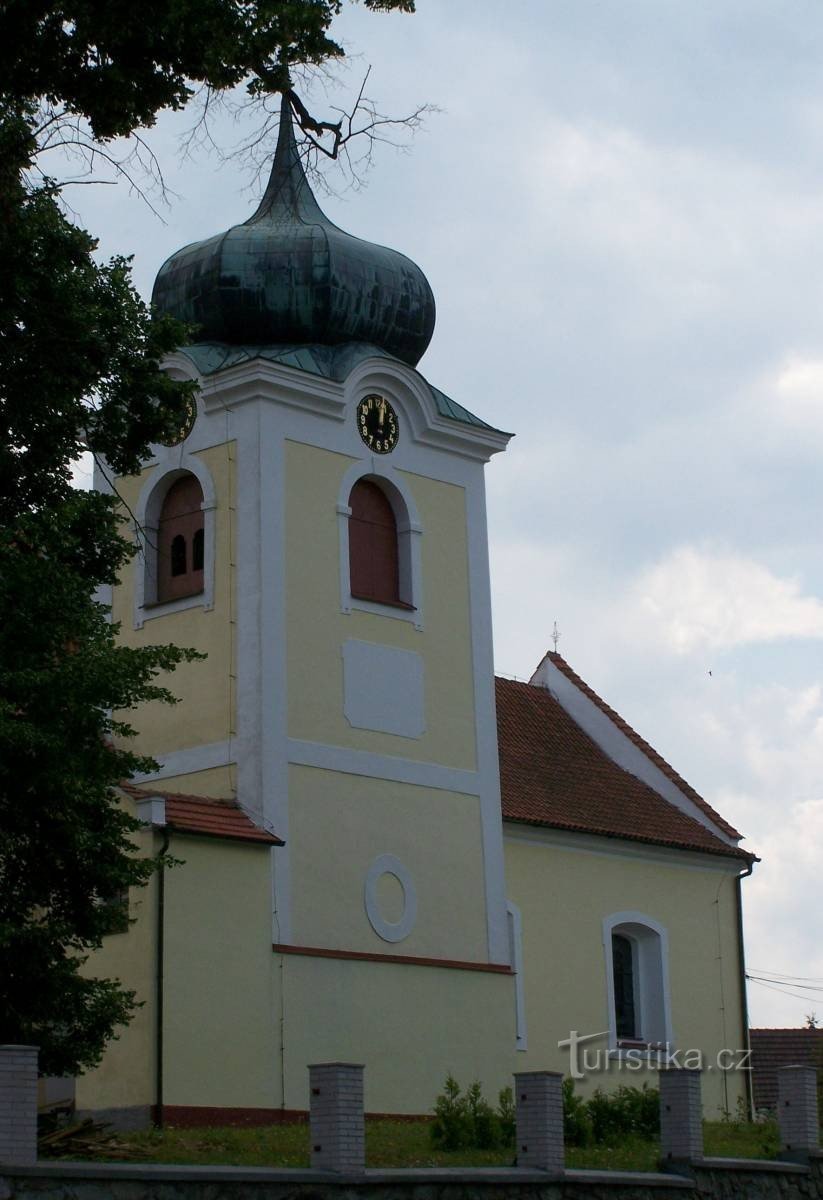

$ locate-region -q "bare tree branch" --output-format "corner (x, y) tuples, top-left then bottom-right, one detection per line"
(180, 67), (438, 198)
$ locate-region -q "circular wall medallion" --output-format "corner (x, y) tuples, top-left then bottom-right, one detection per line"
(356, 393), (399, 454)
(364, 854), (417, 943)
(158, 395), (197, 447)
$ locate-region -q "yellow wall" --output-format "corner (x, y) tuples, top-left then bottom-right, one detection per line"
(288, 765), (489, 960)
(111, 444), (235, 762)
(163, 835), (278, 1108)
(79, 829), (278, 1114)
(505, 831), (747, 1116)
(285, 440), (477, 770)
(279, 952), (514, 1114)
(75, 822), (159, 1116)
(153, 765), (236, 799)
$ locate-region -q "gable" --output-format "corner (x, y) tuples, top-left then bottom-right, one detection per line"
(495, 675), (753, 861)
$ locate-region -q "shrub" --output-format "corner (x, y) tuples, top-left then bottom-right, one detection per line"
(431, 1074), (470, 1150)
(497, 1086), (516, 1146)
(586, 1085), (659, 1143)
(562, 1077), (593, 1147)
(431, 1076), (515, 1151)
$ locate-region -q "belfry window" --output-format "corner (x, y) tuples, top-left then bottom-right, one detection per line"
(157, 475), (204, 603)
(348, 479), (401, 606)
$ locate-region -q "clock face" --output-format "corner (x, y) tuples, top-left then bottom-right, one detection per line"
(356, 393), (399, 454)
(158, 395), (197, 447)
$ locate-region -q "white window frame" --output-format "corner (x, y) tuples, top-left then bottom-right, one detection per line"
(602, 911), (673, 1053)
(337, 459), (424, 631)
(132, 453), (217, 629)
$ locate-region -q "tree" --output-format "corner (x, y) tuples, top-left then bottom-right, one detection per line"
(0, 0), (417, 1076)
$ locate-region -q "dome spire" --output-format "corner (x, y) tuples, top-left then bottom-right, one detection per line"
(246, 93), (327, 225)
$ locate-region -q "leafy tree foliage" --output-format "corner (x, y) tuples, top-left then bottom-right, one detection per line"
(0, 109), (201, 1075)
(1, 0), (414, 139)
(0, 0), (416, 1075)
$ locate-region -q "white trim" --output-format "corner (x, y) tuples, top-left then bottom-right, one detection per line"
(503, 823), (745, 873)
(259, 406), (292, 942)
(602, 911), (673, 1052)
(134, 796), (166, 827)
(343, 357), (512, 462)
(466, 471), (510, 964)
(131, 449), (217, 630)
(287, 738), (481, 795)
(189, 352), (511, 463)
(506, 901), (527, 1051)
(530, 656), (738, 848)
(364, 854), (418, 943)
(128, 740), (233, 783)
(337, 458), (424, 630)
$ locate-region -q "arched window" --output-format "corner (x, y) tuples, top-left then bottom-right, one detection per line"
(157, 475), (204, 603)
(348, 479), (401, 605)
(604, 913), (671, 1049)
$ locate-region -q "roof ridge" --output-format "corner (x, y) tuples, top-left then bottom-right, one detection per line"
(540, 653), (741, 840)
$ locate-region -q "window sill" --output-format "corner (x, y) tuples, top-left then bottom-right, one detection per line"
(609, 1041), (673, 1064)
(350, 592), (416, 612)
(144, 588), (204, 609)
(135, 589), (211, 629)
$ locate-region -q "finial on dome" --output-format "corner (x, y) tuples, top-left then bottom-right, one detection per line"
(246, 93), (326, 225)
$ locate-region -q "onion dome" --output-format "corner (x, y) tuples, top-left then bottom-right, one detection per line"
(152, 96), (435, 366)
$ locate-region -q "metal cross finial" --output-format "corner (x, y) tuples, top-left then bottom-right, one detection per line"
(551, 621), (561, 652)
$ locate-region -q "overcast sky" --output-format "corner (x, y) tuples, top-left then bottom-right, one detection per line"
(64, 1), (823, 1028)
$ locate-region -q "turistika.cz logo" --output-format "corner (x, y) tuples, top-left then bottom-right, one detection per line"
(557, 1030), (752, 1080)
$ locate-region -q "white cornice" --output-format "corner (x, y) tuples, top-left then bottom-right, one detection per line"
(161, 349), (511, 463)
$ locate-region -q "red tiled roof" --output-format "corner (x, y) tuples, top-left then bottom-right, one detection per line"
(120, 783), (283, 846)
(542, 652), (742, 840)
(749, 1028), (823, 1112)
(495, 676), (752, 860)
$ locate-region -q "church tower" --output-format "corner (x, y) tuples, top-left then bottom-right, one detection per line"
(90, 100), (516, 1122)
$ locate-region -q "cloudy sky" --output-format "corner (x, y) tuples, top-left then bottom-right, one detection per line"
(64, 1), (823, 1027)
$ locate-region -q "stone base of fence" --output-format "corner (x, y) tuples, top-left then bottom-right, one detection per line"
(308, 1063), (365, 1174)
(0, 1045), (38, 1167)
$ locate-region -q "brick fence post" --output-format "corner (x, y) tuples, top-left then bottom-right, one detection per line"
(0, 1045), (38, 1166)
(659, 1066), (703, 1163)
(514, 1070), (564, 1174)
(308, 1062), (365, 1174)
(777, 1064), (819, 1161)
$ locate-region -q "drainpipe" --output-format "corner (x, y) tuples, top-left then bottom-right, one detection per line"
(156, 827), (170, 1129)
(736, 857), (756, 1120)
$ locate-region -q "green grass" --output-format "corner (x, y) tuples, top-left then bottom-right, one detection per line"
(703, 1117), (781, 1160)
(105, 1117), (791, 1171)
(66, 1116), (786, 1172)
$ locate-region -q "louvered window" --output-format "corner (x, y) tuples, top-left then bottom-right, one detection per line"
(157, 475), (204, 602)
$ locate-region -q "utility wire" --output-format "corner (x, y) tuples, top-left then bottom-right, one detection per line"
(748, 968), (823, 983)
(748, 975), (823, 993)
(747, 977), (823, 1005)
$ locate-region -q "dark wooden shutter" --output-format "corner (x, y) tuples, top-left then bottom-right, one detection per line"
(157, 475), (205, 602)
(349, 480), (399, 604)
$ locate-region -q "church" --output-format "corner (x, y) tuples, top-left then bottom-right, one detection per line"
(78, 100), (757, 1129)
